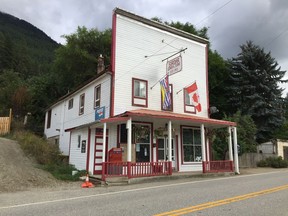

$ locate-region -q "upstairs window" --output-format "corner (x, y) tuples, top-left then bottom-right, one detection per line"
(132, 78), (148, 107)
(79, 93), (85, 115)
(47, 110), (52, 129)
(94, 85), (101, 109)
(68, 98), (73, 110)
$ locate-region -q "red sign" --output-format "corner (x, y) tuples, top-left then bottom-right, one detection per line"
(166, 56), (182, 76)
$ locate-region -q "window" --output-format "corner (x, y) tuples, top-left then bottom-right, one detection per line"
(94, 85), (101, 108)
(182, 127), (202, 162)
(68, 98), (73, 110)
(132, 78), (148, 107)
(161, 84), (173, 111)
(47, 110), (51, 129)
(79, 93), (85, 115)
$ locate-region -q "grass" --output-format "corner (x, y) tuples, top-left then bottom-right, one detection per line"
(12, 130), (87, 181)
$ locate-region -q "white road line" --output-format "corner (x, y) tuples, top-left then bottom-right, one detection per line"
(0, 170), (287, 210)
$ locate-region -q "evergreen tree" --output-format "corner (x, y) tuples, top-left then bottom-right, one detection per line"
(227, 41), (286, 142)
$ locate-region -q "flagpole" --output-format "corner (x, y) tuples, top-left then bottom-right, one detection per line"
(150, 73), (168, 90)
(176, 80), (196, 94)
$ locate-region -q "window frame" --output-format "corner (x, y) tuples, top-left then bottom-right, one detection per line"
(132, 78), (148, 107)
(79, 93), (85, 115)
(68, 98), (73, 110)
(94, 85), (101, 109)
(183, 89), (196, 114)
(181, 126), (202, 164)
(46, 109), (52, 129)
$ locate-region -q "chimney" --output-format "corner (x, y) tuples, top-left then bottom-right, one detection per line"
(97, 54), (105, 74)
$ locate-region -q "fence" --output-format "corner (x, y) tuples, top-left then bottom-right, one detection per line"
(202, 160), (234, 173)
(239, 153), (275, 168)
(0, 109), (12, 135)
(102, 161), (172, 181)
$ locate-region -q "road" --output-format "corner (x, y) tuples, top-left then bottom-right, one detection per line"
(0, 170), (288, 216)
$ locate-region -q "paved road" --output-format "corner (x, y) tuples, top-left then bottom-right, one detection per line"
(0, 169), (288, 216)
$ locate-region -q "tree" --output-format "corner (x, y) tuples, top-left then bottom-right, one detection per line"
(52, 26), (111, 96)
(212, 111), (257, 160)
(227, 41), (286, 142)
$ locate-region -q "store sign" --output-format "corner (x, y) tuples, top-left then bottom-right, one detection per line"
(95, 106), (105, 120)
(166, 55), (182, 76)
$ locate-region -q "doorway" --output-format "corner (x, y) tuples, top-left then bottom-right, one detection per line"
(157, 137), (176, 170)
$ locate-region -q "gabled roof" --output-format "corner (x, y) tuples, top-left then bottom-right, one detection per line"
(102, 109), (236, 128)
(46, 68), (111, 110)
(114, 8), (209, 45)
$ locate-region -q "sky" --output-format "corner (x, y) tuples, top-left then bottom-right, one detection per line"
(1, 0), (288, 93)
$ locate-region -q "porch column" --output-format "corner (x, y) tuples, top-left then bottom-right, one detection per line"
(233, 127), (240, 174)
(168, 120), (172, 161)
(201, 124), (206, 162)
(126, 118), (132, 162)
(228, 127), (233, 161)
(168, 120), (172, 175)
(102, 123), (107, 163)
(206, 137), (210, 162)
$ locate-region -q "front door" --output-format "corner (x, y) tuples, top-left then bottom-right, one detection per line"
(157, 137), (176, 169)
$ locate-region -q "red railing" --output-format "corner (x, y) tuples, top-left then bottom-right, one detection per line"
(202, 160), (234, 173)
(102, 161), (172, 180)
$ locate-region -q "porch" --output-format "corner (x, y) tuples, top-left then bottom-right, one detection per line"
(100, 160), (234, 181)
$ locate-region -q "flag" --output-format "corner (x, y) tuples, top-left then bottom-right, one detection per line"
(185, 81), (202, 112)
(160, 75), (171, 110)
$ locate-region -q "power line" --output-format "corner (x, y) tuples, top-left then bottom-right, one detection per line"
(195, 0), (233, 27)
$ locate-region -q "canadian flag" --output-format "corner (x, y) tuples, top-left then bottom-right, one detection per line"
(185, 81), (202, 112)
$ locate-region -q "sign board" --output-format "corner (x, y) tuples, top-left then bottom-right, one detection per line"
(166, 55), (182, 76)
(95, 106), (105, 120)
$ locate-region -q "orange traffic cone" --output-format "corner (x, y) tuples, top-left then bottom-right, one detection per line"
(81, 173), (94, 188)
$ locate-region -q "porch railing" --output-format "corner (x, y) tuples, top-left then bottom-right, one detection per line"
(102, 161), (172, 181)
(202, 160), (234, 173)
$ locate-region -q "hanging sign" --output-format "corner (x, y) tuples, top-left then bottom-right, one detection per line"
(166, 55), (182, 76)
(95, 106), (105, 120)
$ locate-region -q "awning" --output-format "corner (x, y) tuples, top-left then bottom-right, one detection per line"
(101, 109), (236, 128)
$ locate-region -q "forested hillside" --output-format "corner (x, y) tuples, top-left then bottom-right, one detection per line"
(0, 11), (60, 132)
(0, 11), (59, 77)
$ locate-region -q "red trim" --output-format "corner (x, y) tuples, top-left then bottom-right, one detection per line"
(205, 45), (210, 117)
(101, 116), (130, 123)
(110, 12), (117, 117)
(125, 109), (236, 127)
(132, 78), (148, 107)
(68, 131), (72, 162)
(117, 124), (120, 148)
(183, 90), (196, 114)
(86, 128), (91, 171)
(176, 135), (179, 171)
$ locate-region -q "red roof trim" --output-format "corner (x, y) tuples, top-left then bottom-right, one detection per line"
(122, 109), (236, 127)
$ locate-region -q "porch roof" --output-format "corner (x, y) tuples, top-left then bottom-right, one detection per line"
(102, 109), (236, 128)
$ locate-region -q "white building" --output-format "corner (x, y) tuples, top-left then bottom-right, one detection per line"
(44, 8), (239, 179)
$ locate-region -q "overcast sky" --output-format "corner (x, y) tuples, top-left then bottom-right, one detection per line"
(1, 0), (288, 93)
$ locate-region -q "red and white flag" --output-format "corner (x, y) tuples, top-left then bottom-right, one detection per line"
(185, 81), (202, 112)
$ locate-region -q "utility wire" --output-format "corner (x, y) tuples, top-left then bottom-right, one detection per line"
(195, 0), (233, 27)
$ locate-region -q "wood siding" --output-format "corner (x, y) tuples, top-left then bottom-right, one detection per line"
(114, 14), (208, 118)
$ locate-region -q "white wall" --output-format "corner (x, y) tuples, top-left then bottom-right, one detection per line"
(69, 128), (89, 170)
(114, 14), (208, 117)
(44, 74), (111, 156)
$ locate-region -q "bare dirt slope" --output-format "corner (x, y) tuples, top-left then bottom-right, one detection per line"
(0, 137), (68, 193)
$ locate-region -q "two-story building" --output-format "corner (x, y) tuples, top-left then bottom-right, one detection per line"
(44, 8), (239, 180)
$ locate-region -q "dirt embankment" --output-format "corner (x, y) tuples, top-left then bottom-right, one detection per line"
(0, 137), (71, 193)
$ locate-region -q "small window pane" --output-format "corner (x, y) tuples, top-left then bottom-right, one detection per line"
(183, 128), (193, 144)
(134, 80), (146, 98)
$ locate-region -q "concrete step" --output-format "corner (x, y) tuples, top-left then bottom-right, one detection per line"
(105, 176), (129, 186)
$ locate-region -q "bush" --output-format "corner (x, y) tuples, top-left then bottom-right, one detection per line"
(13, 131), (61, 165)
(12, 130), (87, 181)
(257, 156), (288, 168)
